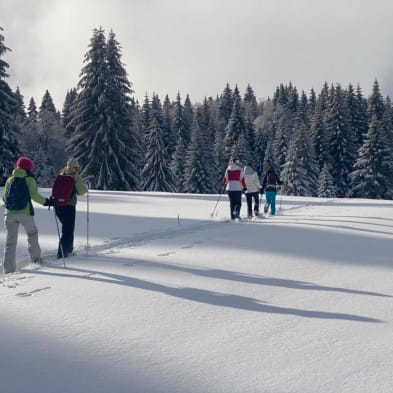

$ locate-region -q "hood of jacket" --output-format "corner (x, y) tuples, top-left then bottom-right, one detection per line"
(244, 166), (255, 175)
(12, 168), (29, 178)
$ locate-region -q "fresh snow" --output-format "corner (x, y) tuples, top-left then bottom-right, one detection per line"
(1, 189), (392, 393)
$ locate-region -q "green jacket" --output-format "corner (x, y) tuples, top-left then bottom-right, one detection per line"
(2, 169), (46, 216)
(59, 166), (88, 206)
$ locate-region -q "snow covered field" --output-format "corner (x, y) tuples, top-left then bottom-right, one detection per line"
(1, 189), (392, 393)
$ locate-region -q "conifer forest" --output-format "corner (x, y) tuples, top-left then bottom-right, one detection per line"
(1, 26), (393, 199)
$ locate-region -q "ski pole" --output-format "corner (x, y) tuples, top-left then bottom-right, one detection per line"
(53, 209), (66, 269)
(86, 181), (90, 256)
(210, 184), (226, 218)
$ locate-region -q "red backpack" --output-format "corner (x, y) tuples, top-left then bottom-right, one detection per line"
(51, 175), (75, 206)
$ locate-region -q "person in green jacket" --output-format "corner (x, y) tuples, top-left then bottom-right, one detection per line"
(54, 158), (88, 259)
(1, 157), (56, 274)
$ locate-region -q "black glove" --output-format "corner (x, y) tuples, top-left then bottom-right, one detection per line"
(43, 198), (57, 207)
(260, 188), (264, 195)
(242, 187), (247, 193)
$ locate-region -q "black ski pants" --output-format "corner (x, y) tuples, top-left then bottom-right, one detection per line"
(245, 192), (260, 216)
(227, 191), (242, 219)
(55, 205), (76, 258)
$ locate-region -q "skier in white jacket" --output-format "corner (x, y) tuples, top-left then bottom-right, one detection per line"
(243, 163), (263, 218)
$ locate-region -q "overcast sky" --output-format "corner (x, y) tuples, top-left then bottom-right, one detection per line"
(2, 0), (393, 110)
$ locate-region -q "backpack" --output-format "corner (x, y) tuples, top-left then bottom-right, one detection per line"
(267, 171), (277, 187)
(5, 176), (30, 210)
(51, 175), (75, 206)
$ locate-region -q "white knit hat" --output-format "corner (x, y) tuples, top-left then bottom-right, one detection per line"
(67, 157), (79, 169)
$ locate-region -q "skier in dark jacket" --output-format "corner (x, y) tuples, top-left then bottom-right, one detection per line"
(262, 164), (282, 216)
(54, 158), (88, 259)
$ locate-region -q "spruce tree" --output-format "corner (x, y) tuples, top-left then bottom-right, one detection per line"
(244, 84), (259, 119)
(325, 84), (357, 197)
(219, 83), (233, 124)
(0, 27), (19, 183)
(184, 110), (215, 193)
(141, 116), (176, 192)
(350, 115), (393, 199)
(68, 28), (141, 190)
(223, 95), (247, 159)
(62, 88), (77, 137)
(162, 95), (176, 158)
(281, 120), (318, 196)
(317, 163), (337, 197)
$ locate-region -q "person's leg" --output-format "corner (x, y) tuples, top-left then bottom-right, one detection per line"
(60, 206), (76, 257)
(245, 193), (253, 217)
(270, 191), (277, 215)
(228, 191), (236, 219)
(3, 215), (19, 274)
(265, 191), (274, 214)
(233, 191), (242, 218)
(252, 192), (259, 215)
(19, 214), (41, 262)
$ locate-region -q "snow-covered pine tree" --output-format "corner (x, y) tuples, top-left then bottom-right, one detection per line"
(223, 94), (246, 159)
(368, 80), (385, 121)
(183, 94), (193, 146)
(280, 119), (318, 196)
(38, 90), (66, 173)
(0, 27), (19, 184)
(141, 116), (176, 192)
(162, 95), (176, 158)
(349, 114), (393, 199)
(317, 163), (337, 197)
(219, 83), (233, 125)
(184, 109), (215, 194)
(14, 87), (26, 128)
(354, 84), (369, 147)
(324, 84), (357, 197)
(243, 84), (259, 120)
(63, 88), (77, 137)
(68, 28), (141, 190)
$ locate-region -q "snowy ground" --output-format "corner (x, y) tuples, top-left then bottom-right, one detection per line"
(1, 189), (392, 393)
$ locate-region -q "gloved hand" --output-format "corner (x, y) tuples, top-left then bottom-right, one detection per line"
(43, 198), (57, 207)
(242, 187), (247, 193)
(260, 189), (264, 195)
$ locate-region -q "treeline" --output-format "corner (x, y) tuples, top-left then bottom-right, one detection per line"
(1, 26), (393, 199)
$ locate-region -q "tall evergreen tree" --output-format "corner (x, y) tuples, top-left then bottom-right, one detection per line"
(62, 88), (78, 137)
(325, 84), (357, 197)
(0, 27), (19, 183)
(244, 84), (259, 120)
(317, 163), (337, 197)
(350, 115), (393, 199)
(162, 95), (176, 158)
(281, 120), (318, 196)
(219, 83), (233, 125)
(223, 95), (247, 159)
(68, 28), (141, 190)
(184, 110), (215, 193)
(141, 116), (176, 192)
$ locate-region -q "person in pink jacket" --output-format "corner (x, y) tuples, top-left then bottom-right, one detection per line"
(221, 157), (247, 220)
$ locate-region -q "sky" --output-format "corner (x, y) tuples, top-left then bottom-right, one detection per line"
(2, 0), (393, 110)
(1, 190), (393, 392)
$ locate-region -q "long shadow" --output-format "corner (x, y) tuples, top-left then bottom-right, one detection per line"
(278, 216), (393, 230)
(30, 264), (383, 323)
(268, 219), (393, 237)
(99, 256), (390, 298)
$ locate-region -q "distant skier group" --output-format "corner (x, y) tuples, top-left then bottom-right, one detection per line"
(221, 157), (282, 220)
(1, 157), (87, 275)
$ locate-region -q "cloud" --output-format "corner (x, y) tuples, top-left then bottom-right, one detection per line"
(2, 0), (393, 110)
